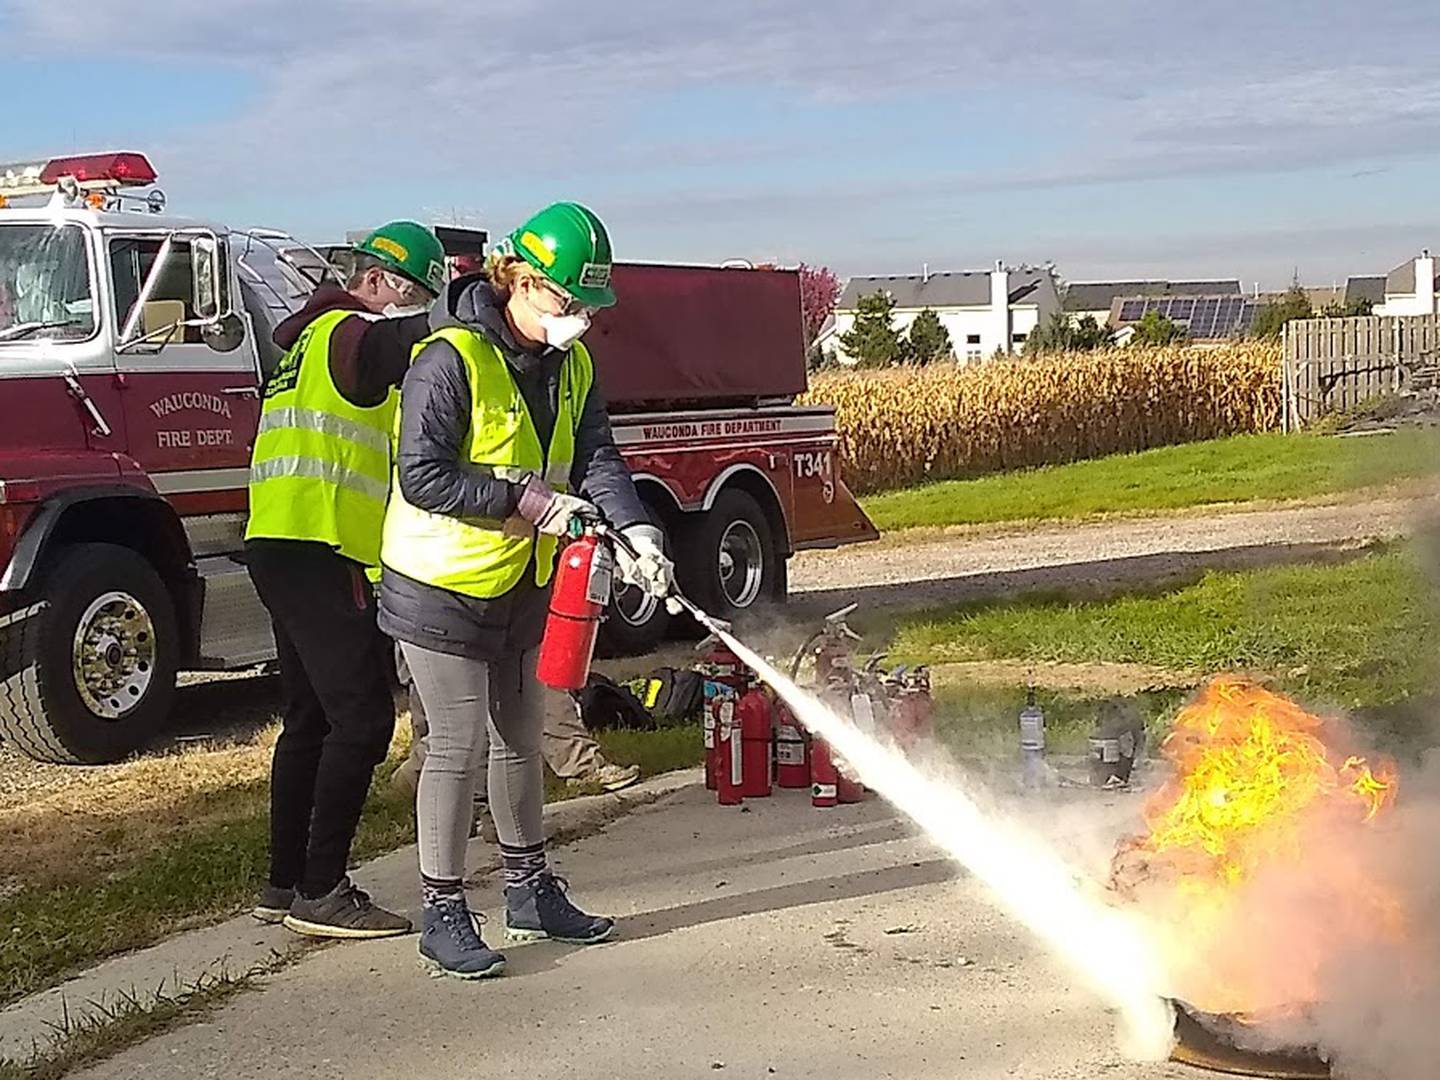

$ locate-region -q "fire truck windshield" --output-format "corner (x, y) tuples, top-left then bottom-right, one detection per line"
(0, 224), (95, 343)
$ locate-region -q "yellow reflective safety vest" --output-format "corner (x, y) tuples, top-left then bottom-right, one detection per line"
(379, 326), (594, 599)
(245, 309), (397, 568)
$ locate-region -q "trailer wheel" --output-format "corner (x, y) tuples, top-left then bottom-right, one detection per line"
(0, 543), (180, 764)
(677, 489), (785, 622)
(598, 512), (673, 657)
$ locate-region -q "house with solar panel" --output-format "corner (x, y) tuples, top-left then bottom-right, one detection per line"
(823, 263), (1060, 364)
(1107, 292), (1265, 342)
(1062, 279), (1242, 328)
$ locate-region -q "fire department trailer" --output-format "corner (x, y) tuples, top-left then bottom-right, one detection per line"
(0, 153), (875, 764)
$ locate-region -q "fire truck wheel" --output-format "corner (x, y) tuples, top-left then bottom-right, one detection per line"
(0, 543), (180, 764)
(677, 489), (783, 621)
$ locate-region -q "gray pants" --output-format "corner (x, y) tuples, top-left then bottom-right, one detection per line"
(395, 644), (600, 792)
(399, 643), (545, 882)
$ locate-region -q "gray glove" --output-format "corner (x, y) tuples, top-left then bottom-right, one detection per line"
(516, 475), (597, 538)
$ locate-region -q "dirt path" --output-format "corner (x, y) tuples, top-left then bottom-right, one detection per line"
(788, 494), (1439, 616)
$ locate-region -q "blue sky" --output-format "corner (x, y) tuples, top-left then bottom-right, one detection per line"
(4, 0), (1440, 288)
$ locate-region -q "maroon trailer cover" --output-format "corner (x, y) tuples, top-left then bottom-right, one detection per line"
(585, 263), (808, 411)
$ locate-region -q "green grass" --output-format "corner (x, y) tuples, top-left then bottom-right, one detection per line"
(890, 549), (1439, 721)
(862, 430), (1440, 532)
(0, 727), (702, 1011)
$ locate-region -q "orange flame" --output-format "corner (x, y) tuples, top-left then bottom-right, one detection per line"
(1112, 677), (1401, 1013)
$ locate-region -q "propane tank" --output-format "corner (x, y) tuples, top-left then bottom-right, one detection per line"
(536, 531), (614, 691)
(1089, 699), (1145, 789)
(737, 685), (773, 798)
(1018, 681), (1047, 789)
(715, 695), (744, 805)
(810, 735), (838, 808)
(772, 700), (809, 789)
(698, 637), (747, 791)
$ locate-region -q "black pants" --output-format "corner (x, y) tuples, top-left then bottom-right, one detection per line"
(246, 541), (396, 898)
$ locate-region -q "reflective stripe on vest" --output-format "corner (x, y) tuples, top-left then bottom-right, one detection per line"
(379, 327), (594, 599)
(244, 309), (398, 568)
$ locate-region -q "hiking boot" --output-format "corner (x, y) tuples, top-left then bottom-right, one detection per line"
(418, 897), (506, 980)
(566, 761), (641, 794)
(283, 878), (412, 940)
(505, 873), (614, 945)
(252, 884), (294, 924)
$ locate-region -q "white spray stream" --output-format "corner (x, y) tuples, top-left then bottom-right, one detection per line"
(714, 629), (1176, 1059)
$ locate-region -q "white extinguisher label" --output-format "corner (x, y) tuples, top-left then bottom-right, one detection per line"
(704, 712), (715, 749)
(776, 726), (805, 765)
(812, 783), (837, 800)
(586, 544), (615, 606)
(718, 701), (741, 784)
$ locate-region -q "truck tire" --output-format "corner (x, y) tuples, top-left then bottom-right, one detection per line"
(0, 543), (180, 764)
(676, 489), (786, 622)
(598, 511), (673, 657)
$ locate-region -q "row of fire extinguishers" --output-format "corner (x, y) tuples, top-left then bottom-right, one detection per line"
(696, 605), (936, 809)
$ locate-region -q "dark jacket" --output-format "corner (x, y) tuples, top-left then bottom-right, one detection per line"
(377, 277), (647, 660)
(269, 283), (431, 407)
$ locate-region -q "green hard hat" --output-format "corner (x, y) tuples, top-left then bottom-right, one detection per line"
(354, 220), (446, 296)
(508, 202), (616, 308)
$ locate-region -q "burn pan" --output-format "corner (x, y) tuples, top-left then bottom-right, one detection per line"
(1169, 999), (1331, 1079)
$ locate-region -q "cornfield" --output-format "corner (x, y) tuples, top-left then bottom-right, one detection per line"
(802, 344), (1282, 494)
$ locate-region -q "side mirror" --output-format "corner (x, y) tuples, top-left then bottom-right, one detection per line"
(203, 312), (245, 353)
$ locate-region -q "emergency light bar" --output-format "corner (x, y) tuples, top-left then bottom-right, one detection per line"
(0, 152), (157, 198)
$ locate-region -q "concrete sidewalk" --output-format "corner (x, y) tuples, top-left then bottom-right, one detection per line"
(0, 769), (698, 1062)
(68, 782), (1193, 1080)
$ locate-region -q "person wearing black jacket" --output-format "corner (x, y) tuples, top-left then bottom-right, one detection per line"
(377, 203), (673, 980)
(245, 222), (444, 939)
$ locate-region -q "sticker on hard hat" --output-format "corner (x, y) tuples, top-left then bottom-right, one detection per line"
(578, 262), (611, 289)
(371, 236), (409, 262)
(519, 231), (556, 267)
(425, 260), (445, 290)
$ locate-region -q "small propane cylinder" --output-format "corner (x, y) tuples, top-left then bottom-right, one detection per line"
(1018, 681), (1047, 788)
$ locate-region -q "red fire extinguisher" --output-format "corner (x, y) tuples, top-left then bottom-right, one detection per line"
(699, 637), (748, 791)
(536, 529), (615, 691)
(810, 735), (838, 808)
(835, 754), (865, 804)
(738, 686), (772, 799)
(715, 695), (744, 805)
(890, 667), (935, 750)
(773, 700), (809, 789)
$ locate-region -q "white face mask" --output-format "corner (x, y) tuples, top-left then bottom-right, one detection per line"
(381, 302), (432, 319)
(538, 311), (591, 350)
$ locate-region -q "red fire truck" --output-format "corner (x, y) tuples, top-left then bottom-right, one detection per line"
(0, 152), (875, 764)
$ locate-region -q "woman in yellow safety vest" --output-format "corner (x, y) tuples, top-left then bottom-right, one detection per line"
(377, 203), (673, 979)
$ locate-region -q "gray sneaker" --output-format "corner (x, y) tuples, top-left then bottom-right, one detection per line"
(252, 884), (294, 924)
(283, 878), (412, 940)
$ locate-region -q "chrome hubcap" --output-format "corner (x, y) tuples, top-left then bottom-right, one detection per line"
(72, 591), (155, 719)
(717, 521), (764, 609)
(611, 578), (660, 629)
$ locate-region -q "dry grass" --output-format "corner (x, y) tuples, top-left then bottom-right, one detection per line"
(803, 344), (1283, 494)
(0, 720), (418, 895)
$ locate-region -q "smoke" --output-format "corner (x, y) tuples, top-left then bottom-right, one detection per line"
(712, 629), (1178, 1060)
(1283, 751), (1440, 1080)
(1124, 724), (1440, 1080)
